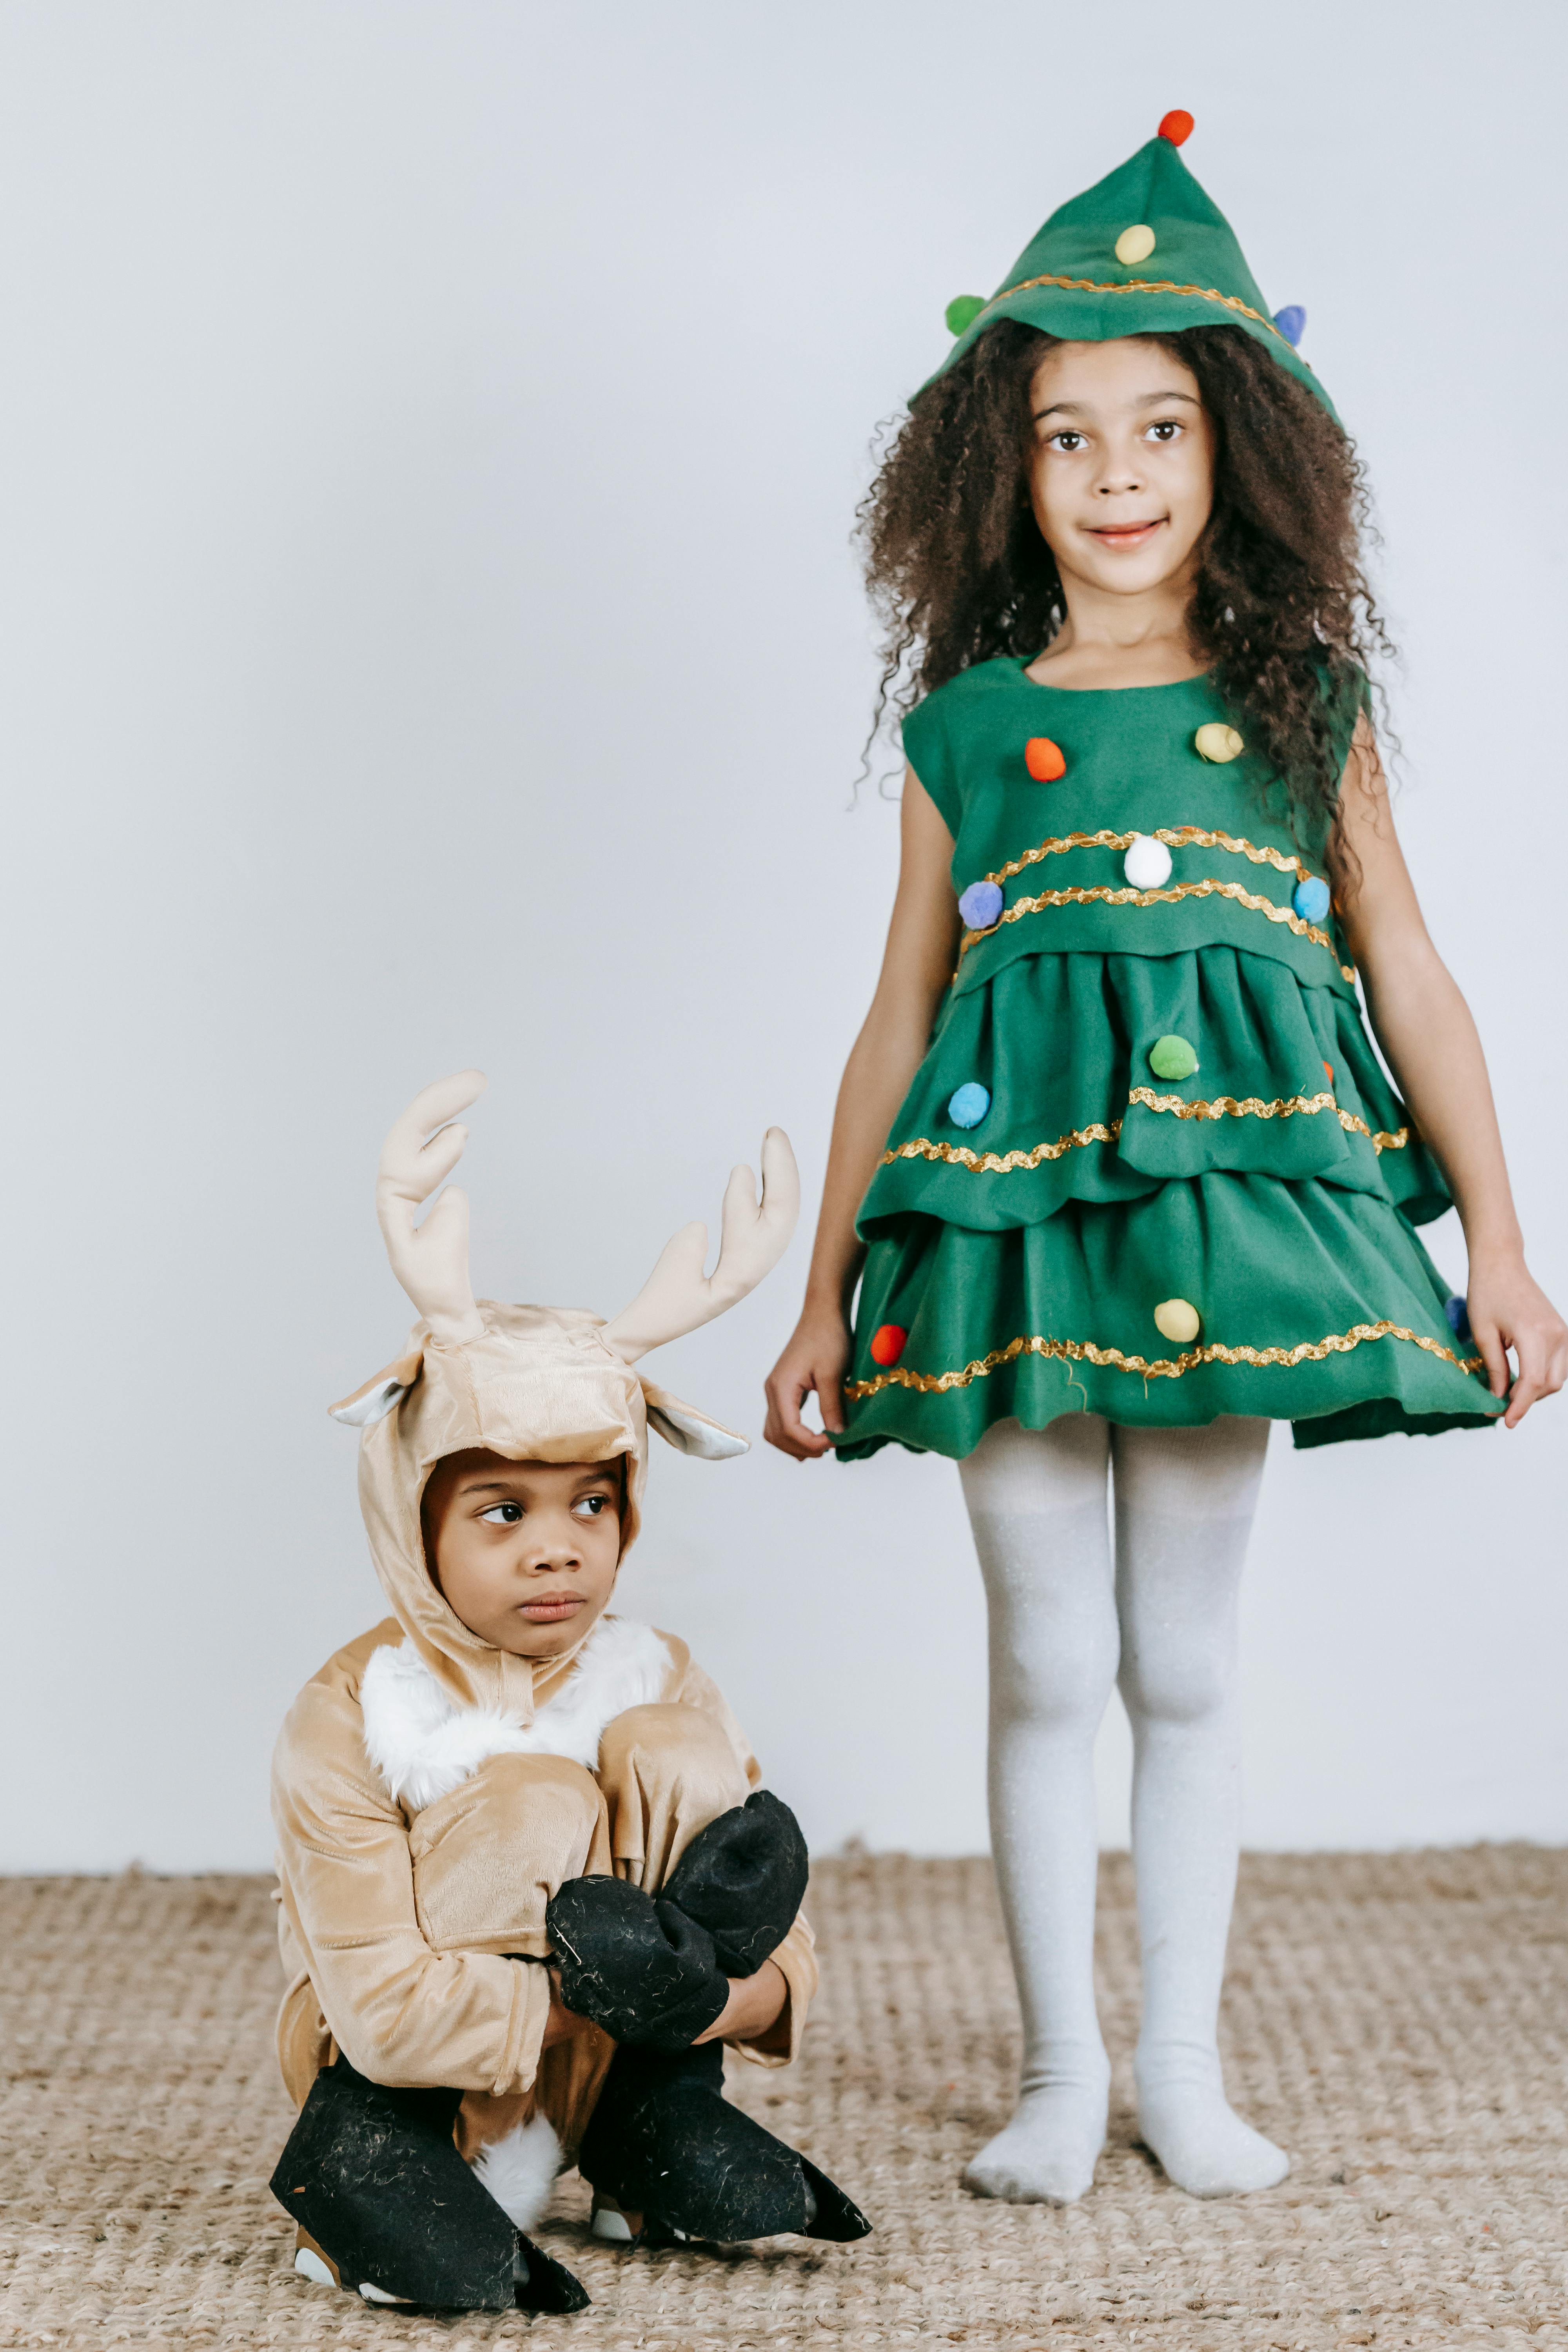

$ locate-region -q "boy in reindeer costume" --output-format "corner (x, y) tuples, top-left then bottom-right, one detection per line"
(269, 1073), (869, 2313)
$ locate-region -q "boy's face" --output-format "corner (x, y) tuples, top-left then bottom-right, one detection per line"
(421, 1450), (623, 1659)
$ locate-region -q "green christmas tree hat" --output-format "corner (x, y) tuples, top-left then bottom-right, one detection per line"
(930, 111), (1332, 419)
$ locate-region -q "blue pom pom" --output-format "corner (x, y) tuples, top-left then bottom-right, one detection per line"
(958, 879), (1004, 930)
(947, 1082), (991, 1130)
(1293, 875), (1331, 924)
(1273, 304), (1307, 346)
(1445, 1294), (1473, 1345)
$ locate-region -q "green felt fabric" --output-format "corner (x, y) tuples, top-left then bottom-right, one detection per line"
(906, 664), (1359, 1005)
(926, 132), (1335, 421)
(836, 664), (1500, 1458)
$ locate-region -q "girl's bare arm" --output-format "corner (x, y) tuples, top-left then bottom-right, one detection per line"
(1330, 717), (1566, 1425)
(763, 769), (960, 1459)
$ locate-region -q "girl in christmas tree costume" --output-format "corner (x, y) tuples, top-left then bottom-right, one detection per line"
(765, 115), (1566, 2205)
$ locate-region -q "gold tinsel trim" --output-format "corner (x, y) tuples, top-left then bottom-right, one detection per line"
(882, 1120), (1124, 1174)
(1131, 1091), (1410, 1153)
(845, 1321), (1484, 1400)
(882, 1092), (1411, 1174)
(987, 271), (1296, 348)
(1129, 1085), (1336, 1123)
(956, 877), (1356, 981)
(1337, 1110), (1409, 1151)
(985, 826), (1314, 890)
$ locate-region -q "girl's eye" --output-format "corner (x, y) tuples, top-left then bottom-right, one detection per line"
(479, 1502), (524, 1524)
(1145, 420), (1183, 443)
(1045, 430), (1086, 453)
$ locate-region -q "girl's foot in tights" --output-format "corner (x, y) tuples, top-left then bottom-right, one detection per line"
(1135, 2044), (1288, 2196)
(964, 2051), (1111, 2204)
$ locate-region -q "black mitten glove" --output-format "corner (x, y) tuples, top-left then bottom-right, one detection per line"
(547, 1789), (809, 2050)
(546, 1876), (730, 2051)
(661, 1789), (809, 1976)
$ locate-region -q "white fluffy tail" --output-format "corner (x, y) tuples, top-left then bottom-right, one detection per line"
(472, 2111), (563, 2235)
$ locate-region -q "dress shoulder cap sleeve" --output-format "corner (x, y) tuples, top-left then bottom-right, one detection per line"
(900, 690), (961, 837)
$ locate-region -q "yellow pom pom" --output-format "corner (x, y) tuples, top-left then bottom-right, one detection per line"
(1194, 722), (1245, 763)
(1153, 1298), (1201, 1345)
(1114, 223), (1156, 265)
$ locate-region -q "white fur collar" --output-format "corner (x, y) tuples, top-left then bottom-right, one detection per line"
(360, 1615), (673, 1811)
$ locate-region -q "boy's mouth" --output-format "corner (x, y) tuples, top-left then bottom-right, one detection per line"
(518, 1593), (586, 1623)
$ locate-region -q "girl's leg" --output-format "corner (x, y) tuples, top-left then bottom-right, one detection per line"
(958, 1413), (1119, 2204)
(1111, 1415), (1286, 2196)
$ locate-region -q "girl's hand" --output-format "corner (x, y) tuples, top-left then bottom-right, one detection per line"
(1465, 1252), (1568, 1427)
(764, 1307), (851, 1459)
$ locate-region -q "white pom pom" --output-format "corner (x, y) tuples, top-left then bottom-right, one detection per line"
(1123, 833), (1173, 889)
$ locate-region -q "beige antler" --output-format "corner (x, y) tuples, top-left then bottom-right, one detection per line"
(602, 1128), (800, 1364)
(374, 1071), (489, 1345)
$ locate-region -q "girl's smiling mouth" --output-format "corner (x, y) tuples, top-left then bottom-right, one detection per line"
(1086, 517), (1167, 547)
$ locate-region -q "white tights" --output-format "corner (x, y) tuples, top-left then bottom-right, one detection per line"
(958, 1412), (1286, 2203)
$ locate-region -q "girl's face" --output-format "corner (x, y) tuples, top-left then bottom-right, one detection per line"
(1026, 338), (1215, 604)
(422, 1449), (623, 1657)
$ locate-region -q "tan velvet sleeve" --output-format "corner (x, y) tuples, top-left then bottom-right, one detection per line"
(662, 1651), (818, 2069)
(271, 1667), (551, 2097)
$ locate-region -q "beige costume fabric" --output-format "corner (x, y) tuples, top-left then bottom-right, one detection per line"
(270, 1075), (809, 2167)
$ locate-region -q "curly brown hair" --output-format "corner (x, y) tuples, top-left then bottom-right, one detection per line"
(858, 321), (1390, 853)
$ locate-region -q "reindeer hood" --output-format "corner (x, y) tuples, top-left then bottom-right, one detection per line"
(328, 1074), (798, 1722)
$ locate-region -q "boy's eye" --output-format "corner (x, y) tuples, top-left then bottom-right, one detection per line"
(479, 1502), (524, 1524)
(573, 1494), (612, 1519)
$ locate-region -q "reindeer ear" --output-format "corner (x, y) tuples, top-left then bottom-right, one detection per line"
(330, 1347), (425, 1428)
(640, 1377), (750, 1461)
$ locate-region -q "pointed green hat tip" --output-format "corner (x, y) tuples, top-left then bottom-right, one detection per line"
(920, 105), (1338, 423)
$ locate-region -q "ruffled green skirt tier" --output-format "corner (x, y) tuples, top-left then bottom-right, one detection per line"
(838, 946), (1499, 1458)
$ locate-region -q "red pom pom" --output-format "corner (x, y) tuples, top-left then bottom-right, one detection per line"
(1025, 736), (1067, 782)
(1158, 109), (1194, 146)
(869, 1324), (908, 1368)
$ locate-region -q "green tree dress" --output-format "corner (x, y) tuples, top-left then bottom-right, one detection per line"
(835, 659), (1500, 1460)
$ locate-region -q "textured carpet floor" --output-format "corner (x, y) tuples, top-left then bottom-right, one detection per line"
(2, 1851), (1565, 2350)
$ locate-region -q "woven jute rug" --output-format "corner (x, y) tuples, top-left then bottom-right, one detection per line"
(2, 1850), (1564, 2350)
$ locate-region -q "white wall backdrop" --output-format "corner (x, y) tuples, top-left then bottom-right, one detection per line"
(2, 1), (1563, 1871)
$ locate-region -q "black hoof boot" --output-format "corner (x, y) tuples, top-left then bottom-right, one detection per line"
(270, 2056), (590, 2314)
(577, 2042), (872, 2246)
(546, 1877), (730, 2050)
(662, 1790), (811, 1976)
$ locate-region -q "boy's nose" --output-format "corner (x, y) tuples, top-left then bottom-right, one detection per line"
(527, 1544), (580, 1571)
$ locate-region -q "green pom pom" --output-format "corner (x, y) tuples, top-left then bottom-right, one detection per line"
(944, 294), (987, 338)
(1148, 1034), (1199, 1082)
